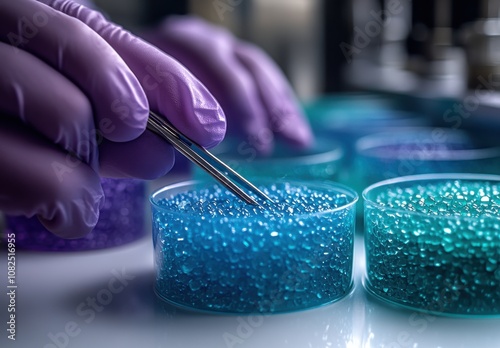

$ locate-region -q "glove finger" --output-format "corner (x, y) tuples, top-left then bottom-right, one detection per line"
(99, 132), (175, 179)
(0, 41), (98, 169)
(234, 42), (313, 148)
(0, 0), (149, 142)
(45, 0), (226, 150)
(0, 117), (104, 239)
(144, 17), (272, 153)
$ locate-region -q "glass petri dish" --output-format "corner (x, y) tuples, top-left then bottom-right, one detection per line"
(304, 94), (431, 193)
(363, 173), (500, 317)
(150, 179), (358, 314)
(5, 178), (146, 251)
(353, 127), (500, 195)
(194, 135), (344, 181)
(304, 94), (430, 157)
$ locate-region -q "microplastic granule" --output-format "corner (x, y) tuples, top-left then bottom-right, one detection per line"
(151, 181), (357, 313)
(364, 177), (500, 316)
(5, 178), (146, 251)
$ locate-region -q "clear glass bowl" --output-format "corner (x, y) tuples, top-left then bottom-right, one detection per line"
(304, 94), (429, 158)
(194, 135), (344, 181)
(304, 94), (431, 193)
(5, 178), (146, 251)
(307, 98), (426, 135)
(351, 127), (500, 219)
(150, 180), (358, 313)
(363, 173), (500, 317)
(355, 128), (500, 189)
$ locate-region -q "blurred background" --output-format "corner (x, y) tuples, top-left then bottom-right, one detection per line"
(91, 0), (499, 101)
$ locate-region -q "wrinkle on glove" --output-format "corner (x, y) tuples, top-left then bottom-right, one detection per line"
(0, 0), (149, 143)
(0, 41), (98, 169)
(44, 0), (227, 150)
(0, 117), (103, 238)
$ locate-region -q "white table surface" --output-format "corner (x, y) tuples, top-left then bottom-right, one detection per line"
(1, 177), (500, 348)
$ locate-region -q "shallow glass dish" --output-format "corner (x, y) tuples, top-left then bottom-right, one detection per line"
(352, 127), (500, 214)
(355, 128), (500, 190)
(5, 178), (146, 251)
(194, 135), (344, 181)
(150, 180), (358, 314)
(363, 174), (500, 317)
(304, 95), (430, 192)
(304, 94), (429, 157)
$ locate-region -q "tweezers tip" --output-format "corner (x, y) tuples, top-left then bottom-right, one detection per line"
(147, 110), (273, 206)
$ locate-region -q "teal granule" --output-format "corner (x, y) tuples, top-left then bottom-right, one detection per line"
(152, 182), (356, 313)
(365, 179), (500, 316)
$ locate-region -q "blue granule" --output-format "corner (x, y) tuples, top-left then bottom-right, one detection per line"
(152, 182), (355, 313)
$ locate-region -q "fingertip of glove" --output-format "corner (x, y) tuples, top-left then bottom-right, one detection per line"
(195, 108), (227, 149)
(38, 184), (105, 239)
(286, 123), (314, 148)
(272, 105), (314, 149)
(249, 129), (274, 155)
(103, 94), (150, 143)
(99, 133), (176, 180)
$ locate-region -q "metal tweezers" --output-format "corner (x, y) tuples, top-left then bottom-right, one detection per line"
(147, 111), (272, 206)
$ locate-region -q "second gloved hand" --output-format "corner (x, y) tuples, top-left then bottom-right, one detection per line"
(142, 16), (313, 154)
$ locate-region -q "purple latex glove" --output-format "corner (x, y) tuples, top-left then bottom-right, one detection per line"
(0, 0), (225, 238)
(143, 16), (313, 154)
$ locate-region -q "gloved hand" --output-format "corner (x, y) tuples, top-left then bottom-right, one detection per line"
(0, 0), (226, 238)
(142, 16), (313, 154)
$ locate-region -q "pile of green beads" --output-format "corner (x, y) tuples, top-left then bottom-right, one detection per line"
(364, 174), (500, 316)
(150, 181), (357, 313)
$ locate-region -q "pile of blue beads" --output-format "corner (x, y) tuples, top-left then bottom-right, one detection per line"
(364, 174), (500, 316)
(150, 180), (357, 313)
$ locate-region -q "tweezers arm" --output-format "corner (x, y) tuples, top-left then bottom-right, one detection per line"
(147, 111), (268, 205)
(199, 148), (273, 202)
